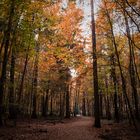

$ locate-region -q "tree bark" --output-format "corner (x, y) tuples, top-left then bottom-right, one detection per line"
(110, 54), (119, 122)
(82, 92), (86, 116)
(90, 0), (101, 128)
(66, 85), (70, 118)
(9, 47), (16, 105)
(31, 41), (39, 119)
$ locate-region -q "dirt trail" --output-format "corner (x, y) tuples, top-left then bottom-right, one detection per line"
(0, 117), (101, 140)
(0, 116), (140, 140)
(46, 117), (99, 140)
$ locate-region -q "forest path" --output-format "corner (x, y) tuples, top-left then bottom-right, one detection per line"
(46, 116), (100, 140)
(0, 116), (102, 140)
(0, 116), (140, 140)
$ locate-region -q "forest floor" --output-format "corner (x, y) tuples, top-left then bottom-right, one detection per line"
(0, 116), (140, 140)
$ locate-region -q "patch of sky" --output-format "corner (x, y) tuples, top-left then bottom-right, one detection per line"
(76, 0), (101, 37)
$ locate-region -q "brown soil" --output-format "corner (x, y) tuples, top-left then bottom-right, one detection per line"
(0, 117), (140, 140)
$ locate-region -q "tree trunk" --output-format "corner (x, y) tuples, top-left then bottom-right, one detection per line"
(110, 54), (119, 122)
(44, 89), (49, 117)
(41, 95), (45, 117)
(105, 77), (112, 120)
(82, 92), (86, 116)
(66, 85), (70, 118)
(99, 92), (103, 118)
(90, 0), (101, 128)
(50, 91), (53, 116)
(31, 41), (39, 119)
(9, 48), (15, 105)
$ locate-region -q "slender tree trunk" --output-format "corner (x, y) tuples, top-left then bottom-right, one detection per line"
(87, 98), (90, 116)
(31, 41), (39, 118)
(107, 95), (111, 120)
(74, 89), (78, 116)
(110, 54), (119, 122)
(66, 85), (70, 118)
(105, 77), (112, 120)
(90, 0), (101, 128)
(99, 91), (103, 118)
(44, 89), (49, 117)
(9, 47), (16, 104)
(82, 92), (86, 116)
(62, 92), (65, 118)
(50, 91), (53, 116)
(41, 95), (45, 117)
(18, 42), (30, 104)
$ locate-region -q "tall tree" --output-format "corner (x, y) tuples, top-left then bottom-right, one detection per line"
(90, 0), (101, 128)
